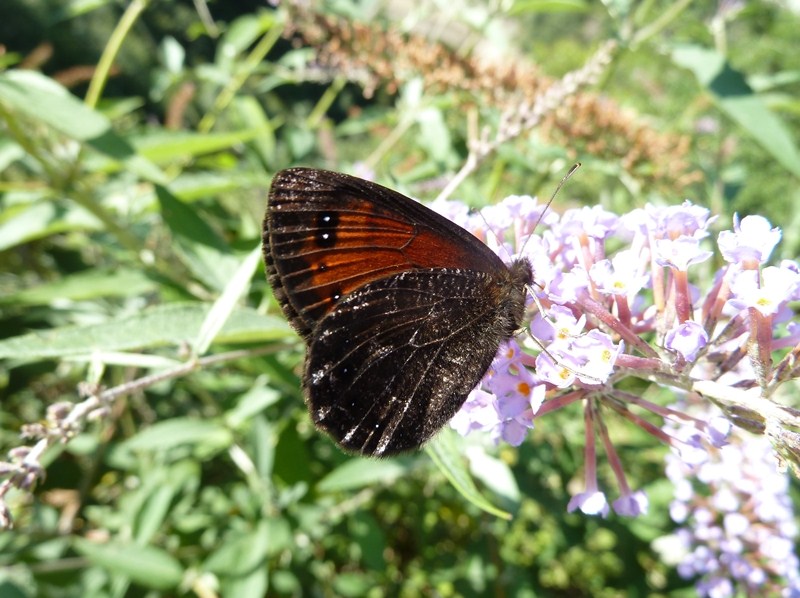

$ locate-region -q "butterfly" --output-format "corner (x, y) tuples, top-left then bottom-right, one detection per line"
(262, 168), (533, 457)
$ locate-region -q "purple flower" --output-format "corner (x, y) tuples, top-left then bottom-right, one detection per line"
(498, 419), (529, 446)
(435, 187), (799, 558)
(556, 205), (619, 242)
(654, 236), (713, 270)
(665, 321), (709, 361)
(622, 201), (716, 240)
(696, 577), (734, 598)
(718, 214), (781, 264)
(529, 305), (587, 344)
(613, 489), (649, 517)
(450, 389), (500, 436)
(653, 201), (716, 240)
(661, 413), (800, 596)
(728, 265), (800, 316)
(351, 162), (376, 181)
(567, 491), (610, 517)
(695, 116), (720, 134)
(534, 350), (579, 388)
(481, 203), (516, 231)
(706, 417), (732, 448)
(545, 267), (591, 304)
(451, 342), (542, 445)
(589, 249), (649, 297)
(499, 194), (540, 217)
(569, 329), (622, 384)
(429, 198), (478, 231)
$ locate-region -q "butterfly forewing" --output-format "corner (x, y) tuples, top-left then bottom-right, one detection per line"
(264, 168), (507, 338)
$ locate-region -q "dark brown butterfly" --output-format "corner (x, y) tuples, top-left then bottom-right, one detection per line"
(262, 168), (533, 456)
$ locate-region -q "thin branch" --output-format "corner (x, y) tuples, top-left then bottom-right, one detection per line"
(0, 344), (292, 530)
(435, 40), (617, 202)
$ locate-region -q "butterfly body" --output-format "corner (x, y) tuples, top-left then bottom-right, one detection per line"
(263, 168), (532, 456)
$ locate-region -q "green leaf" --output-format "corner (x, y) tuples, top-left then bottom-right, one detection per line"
(0, 198), (102, 251)
(0, 580), (27, 598)
(317, 458), (408, 493)
(133, 129), (266, 164)
(63, 352), (180, 369)
(194, 245), (262, 355)
(509, 0), (589, 14)
(205, 519), (289, 598)
(425, 428), (512, 520)
(234, 95), (277, 169)
(155, 185), (242, 291)
(132, 461), (199, 544)
(0, 303), (292, 361)
(748, 69), (800, 92)
(249, 414), (277, 480)
(219, 12), (277, 59)
(0, 70), (110, 139)
(672, 44), (800, 179)
(159, 36), (185, 74)
(222, 569), (269, 598)
(119, 418), (233, 453)
(50, 0), (115, 22)
(167, 171), (269, 202)
(72, 538), (184, 590)
(0, 138), (25, 171)
(134, 484), (177, 545)
(333, 573), (374, 597)
(467, 449), (521, 505)
(226, 385), (281, 429)
(88, 130), (168, 184)
(0, 268), (156, 305)
(416, 107), (453, 164)
(204, 518), (289, 575)
(0, 70), (167, 183)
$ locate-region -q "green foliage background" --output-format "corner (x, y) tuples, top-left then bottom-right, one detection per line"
(1, 1), (799, 596)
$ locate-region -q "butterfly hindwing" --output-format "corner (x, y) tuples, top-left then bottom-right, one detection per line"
(304, 267), (526, 456)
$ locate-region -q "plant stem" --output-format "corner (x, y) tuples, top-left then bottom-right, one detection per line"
(85, 0), (150, 108)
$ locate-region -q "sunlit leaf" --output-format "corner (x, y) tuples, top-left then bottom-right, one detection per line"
(194, 245), (262, 355)
(155, 185), (242, 291)
(426, 428), (512, 520)
(119, 418), (233, 453)
(0, 303), (291, 361)
(672, 44), (800, 179)
(73, 539), (184, 590)
(1, 268), (155, 305)
(317, 458), (408, 492)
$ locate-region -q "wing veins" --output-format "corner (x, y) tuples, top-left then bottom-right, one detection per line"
(343, 319), (451, 451)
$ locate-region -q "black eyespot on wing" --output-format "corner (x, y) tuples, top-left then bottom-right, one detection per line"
(263, 168), (510, 338)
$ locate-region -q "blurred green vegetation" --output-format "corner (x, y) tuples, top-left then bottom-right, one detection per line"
(0, 1), (799, 596)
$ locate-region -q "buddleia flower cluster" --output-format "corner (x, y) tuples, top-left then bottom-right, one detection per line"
(439, 193), (800, 587)
(658, 407), (800, 596)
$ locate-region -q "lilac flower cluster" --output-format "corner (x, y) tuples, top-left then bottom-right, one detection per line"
(663, 411), (800, 596)
(438, 194), (800, 534)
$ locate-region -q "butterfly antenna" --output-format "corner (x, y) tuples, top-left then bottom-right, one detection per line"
(531, 162), (581, 235)
(520, 163), (605, 385)
(513, 162), (581, 265)
(482, 163), (582, 263)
